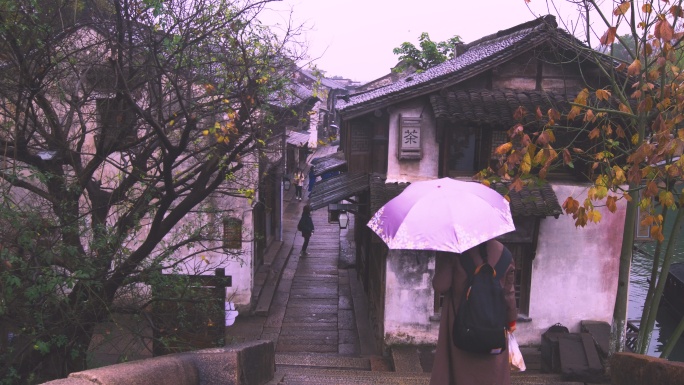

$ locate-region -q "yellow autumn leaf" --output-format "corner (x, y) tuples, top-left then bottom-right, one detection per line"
(567, 106), (581, 120)
(495, 142), (513, 155)
(628, 59), (642, 76)
(169, 120), (175, 126)
(614, 1), (630, 15)
(596, 186), (608, 199)
(202, 130), (209, 136)
(659, 191), (676, 208)
(596, 88), (611, 101)
(545, 129), (556, 143)
(588, 210), (602, 223)
(632, 133), (640, 145)
(584, 109), (596, 123)
(575, 88), (590, 105)
(588, 187), (597, 200)
(612, 166), (626, 184)
(678, 129), (684, 140)
(619, 103), (632, 114)
(521, 152), (532, 173)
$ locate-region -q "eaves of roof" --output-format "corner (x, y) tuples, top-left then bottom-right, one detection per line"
(337, 16), (604, 120)
(308, 172), (369, 211)
(311, 151), (346, 176)
(286, 130), (310, 147)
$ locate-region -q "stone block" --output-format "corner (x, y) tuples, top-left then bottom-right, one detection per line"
(69, 354), (198, 385)
(580, 320), (610, 358)
(611, 352), (684, 385)
(185, 340), (275, 385)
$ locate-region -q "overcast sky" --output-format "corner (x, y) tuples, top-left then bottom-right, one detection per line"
(260, 0), (618, 83)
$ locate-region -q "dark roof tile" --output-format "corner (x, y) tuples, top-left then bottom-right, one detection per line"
(311, 151), (347, 176)
(309, 172), (369, 210)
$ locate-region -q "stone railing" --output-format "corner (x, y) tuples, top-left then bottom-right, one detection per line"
(41, 340), (274, 385)
(611, 352), (684, 385)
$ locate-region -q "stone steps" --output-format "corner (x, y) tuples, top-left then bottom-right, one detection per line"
(269, 351), (575, 385)
(271, 367), (430, 385)
(275, 353), (372, 370)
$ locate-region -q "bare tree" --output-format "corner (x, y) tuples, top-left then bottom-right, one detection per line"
(0, 0), (307, 382)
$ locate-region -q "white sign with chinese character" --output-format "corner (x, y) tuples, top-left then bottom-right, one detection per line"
(398, 116), (422, 159)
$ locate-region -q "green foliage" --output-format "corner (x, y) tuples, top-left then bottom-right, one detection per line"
(392, 32), (463, 72)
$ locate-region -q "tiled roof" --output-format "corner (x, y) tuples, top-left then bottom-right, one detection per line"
(270, 83), (318, 108)
(311, 151), (347, 176)
(300, 69), (348, 90)
(309, 172), (369, 211)
(496, 182), (563, 218)
(429, 89), (573, 127)
(286, 130), (310, 147)
(369, 176), (562, 218)
(369, 175), (408, 214)
(337, 15), (588, 118)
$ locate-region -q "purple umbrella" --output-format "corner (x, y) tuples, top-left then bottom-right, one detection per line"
(367, 178), (515, 253)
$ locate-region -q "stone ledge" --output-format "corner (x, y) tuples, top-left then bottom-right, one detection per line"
(71, 354), (198, 385)
(40, 340), (275, 385)
(611, 352), (684, 385)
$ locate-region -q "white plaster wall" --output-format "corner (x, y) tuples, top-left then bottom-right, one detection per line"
(384, 250), (438, 345)
(515, 182), (626, 346)
(217, 196), (255, 309)
(308, 100), (321, 149)
(386, 99), (439, 183)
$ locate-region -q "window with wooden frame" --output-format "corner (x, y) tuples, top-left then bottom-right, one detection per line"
(96, 96), (138, 149)
(223, 218), (243, 250)
(443, 127), (508, 177)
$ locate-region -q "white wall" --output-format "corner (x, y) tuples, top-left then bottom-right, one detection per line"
(386, 99), (439, 183)
(384, 250), (438, 345)
(308, 100), (321, 149)
(514, 182), (626, 345)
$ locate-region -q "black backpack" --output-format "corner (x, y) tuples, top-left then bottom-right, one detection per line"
(452, 247), (512, 355)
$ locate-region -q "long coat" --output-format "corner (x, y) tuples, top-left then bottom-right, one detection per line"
(430, 243), (517, 385)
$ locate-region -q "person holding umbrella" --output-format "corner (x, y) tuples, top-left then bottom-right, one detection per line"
(430, 240), (517, 385)
(366, 178), (518, 385)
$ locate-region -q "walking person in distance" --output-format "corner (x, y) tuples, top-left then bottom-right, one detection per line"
(293, 168), (304, 201)
(297, 204), (314, 256)
(430, 239), (517, 385)
(307, 167), (316, 197)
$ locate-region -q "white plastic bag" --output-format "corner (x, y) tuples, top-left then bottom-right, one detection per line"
(225, 301), (239, 326)
(508, 332), (526, 372)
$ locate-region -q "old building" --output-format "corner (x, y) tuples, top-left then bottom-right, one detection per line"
(310, 15), (626, 348)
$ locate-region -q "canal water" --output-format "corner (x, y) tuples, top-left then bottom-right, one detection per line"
(628, 234), (684, 361)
